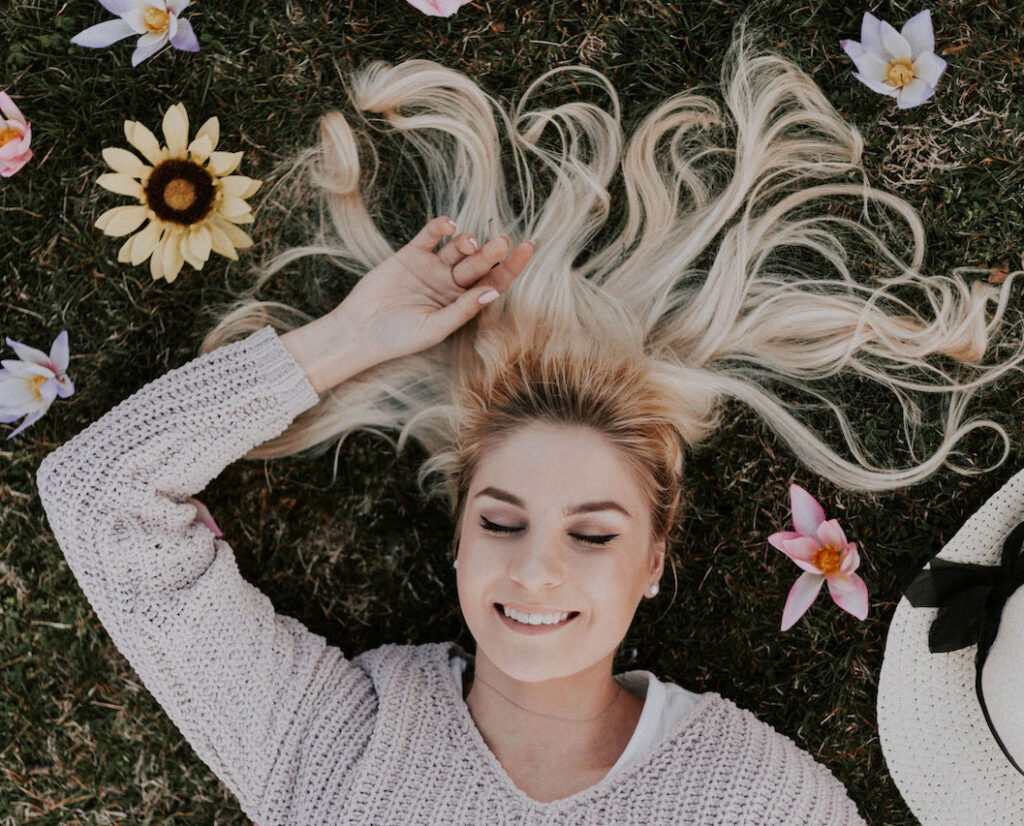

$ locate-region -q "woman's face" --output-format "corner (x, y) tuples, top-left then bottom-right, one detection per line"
(455, 421), (665, 682)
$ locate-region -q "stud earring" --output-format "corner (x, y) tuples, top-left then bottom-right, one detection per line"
(648, 583), (659, 596)
(453, 558), (458, 569)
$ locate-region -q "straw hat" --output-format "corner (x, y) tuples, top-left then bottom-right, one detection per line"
(877, 467), (1024, 825)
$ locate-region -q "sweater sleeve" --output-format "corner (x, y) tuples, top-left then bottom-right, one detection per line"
(34, 324), (377, 821)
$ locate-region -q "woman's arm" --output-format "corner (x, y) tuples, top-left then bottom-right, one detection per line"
(35, 325), (379, 822)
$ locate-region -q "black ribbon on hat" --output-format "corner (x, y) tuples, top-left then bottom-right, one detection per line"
(903, 518), (1024, 778)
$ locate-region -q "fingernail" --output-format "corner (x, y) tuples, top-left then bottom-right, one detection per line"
(478, 289), (500, 305)
(467, 236), (478, 251)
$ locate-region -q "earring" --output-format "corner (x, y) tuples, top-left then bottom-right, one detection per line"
(648, 583), (659, 596)
(453, 558), (458, 569)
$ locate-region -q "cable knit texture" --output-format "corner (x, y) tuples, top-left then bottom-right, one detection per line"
(35, 325), (866, 825)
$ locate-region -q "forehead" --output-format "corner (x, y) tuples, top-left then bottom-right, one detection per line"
(471, 422), (644, 508)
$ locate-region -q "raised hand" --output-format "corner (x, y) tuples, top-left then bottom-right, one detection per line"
(333, 216), (533, 366)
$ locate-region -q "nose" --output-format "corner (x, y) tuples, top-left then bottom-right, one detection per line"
(506, 532), (567, 591)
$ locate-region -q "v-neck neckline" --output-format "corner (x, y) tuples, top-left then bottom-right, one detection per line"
(440, 641), (719, 810)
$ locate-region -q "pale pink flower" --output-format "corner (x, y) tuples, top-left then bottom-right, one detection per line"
(71, 0), (199, 67)
(839, 10), (947, 110)
(0, 331), (74, 439)
(0, 92), (34, 177)
(404, 0), (473, 17)
(187, 497), (224, 536)
(769, 484), (869, 631)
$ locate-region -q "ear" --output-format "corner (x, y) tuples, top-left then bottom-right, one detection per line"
(649, 537), (667, 580)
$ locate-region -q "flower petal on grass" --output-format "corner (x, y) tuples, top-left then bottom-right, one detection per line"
(898, 78), (934, 109)
(816, 519), (849, 550)
(879, 19), (912, 60)
(790, 484), (825, 536)
(208, 222), (239, 259)
(901, 9), (934, 55)
(853, 72), (898, 96)
(170, 18), (200, 52)
(208, 151), (242, 176)
(129, 221), (164, 266)
(71, 18), (136, 48)
(97, 172), (144, 198)
(777, 537), (824, 573)
(860, 12), (884, 56)
(219, 175), (260, 198)
(187, 225), (212, 262)
(194, 117), (219, 153)
(211, 217), (254, 249)
(125, 121), (163, 165)
(826, 573), (869, 619)
(102, 146), (149, 178)
(913, 51), (947, 87)
(162, 103), (189, 157)
(132, 34), (168, 67)
(781, 572), (825, 631)
(0, 92), (25, 122)
(850, 49), (890, 83)
(96, 205), (149, 236)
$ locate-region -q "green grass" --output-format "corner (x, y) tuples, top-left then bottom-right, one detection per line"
(3, 0), (1024, 823)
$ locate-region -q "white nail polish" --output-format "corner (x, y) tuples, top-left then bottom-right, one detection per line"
(478, 290), (500, 305)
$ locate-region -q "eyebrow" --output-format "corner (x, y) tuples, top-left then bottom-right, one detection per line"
(473, 486), (632, 518)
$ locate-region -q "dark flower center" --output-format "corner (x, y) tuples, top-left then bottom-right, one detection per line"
(145, 159), (215, 225)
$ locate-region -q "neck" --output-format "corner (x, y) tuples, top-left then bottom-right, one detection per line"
(462, 648), (644, 770)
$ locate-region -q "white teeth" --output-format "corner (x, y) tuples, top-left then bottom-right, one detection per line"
(502, 605), (571, 625)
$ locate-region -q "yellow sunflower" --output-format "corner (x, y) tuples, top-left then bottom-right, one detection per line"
(94, 102), (262, 283)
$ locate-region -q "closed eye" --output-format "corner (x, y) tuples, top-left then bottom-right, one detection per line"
(479, 516), (618, 546)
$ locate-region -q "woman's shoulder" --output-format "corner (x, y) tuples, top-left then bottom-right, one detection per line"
(671, 692), (866, 823)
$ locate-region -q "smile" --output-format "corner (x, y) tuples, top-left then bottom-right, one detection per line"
(494, 603), (580, 634)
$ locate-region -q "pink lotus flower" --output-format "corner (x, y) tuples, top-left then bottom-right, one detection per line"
(187, 497), (223, 536)
(769, 484), (869, 631)
(0, 331), (74, 439)
(839, 10), (947, 110)
(404, 0), (473, 17)
(0, 92), (34, 177)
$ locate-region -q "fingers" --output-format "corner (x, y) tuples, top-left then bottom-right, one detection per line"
(437, 232), (478, 267)
(450, 236), (511, 287)
(408, 215), (457, 252)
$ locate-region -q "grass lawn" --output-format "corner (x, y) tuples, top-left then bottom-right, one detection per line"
(3, 0), (1024, 823)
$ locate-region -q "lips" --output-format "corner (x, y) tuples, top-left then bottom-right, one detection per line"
(494, 603), (580, 633)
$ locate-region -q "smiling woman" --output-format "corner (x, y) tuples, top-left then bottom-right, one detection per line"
(37, 12), (1024, 826)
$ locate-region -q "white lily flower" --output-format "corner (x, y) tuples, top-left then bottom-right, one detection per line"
(840, 10), (947, 109)
(71, 0), (199, 67)
(0, 331), (74, 440)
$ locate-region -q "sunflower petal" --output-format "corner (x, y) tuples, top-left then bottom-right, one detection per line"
(208, 222), (239, 260)
(102, 146), (150, 178)
(162, 103), (189, 157)
(96, 205), (149, 237)
(181, 240), (204, 270)
(117, 234), (136, 263)
(124, 121), (164, 166)
(129, 220), (163, 266)
(163, 232), (185, 279)
(213, 218), (253, 249)
(208, 151), (242, 177)
(219, 175), (260, 198)
(195, 117), (219, 153)
(97, 172), (145, 199)
(188, 225), (212, 262)
(150, 236), (167, 280)
(218, 195), (254, 220)
(187, 134), (213, 164)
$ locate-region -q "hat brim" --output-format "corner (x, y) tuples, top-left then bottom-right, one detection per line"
(877, 467), (1024, 825)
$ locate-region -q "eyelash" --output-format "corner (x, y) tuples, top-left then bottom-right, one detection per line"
(479, 516), (618, 546)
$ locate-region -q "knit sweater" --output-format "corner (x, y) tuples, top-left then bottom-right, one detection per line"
(35, 324), (867, 825)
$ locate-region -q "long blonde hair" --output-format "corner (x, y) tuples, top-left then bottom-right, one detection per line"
(201, 19), (1024, 556)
